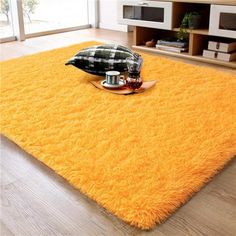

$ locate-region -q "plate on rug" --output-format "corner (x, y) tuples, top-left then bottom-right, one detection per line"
(91, 79), (156, 95)
(101, 79), (126, 88)
(1, 41), (235, 230)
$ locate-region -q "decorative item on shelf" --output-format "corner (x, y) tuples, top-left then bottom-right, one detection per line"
(65, 44), (142, 76)
(188, 12), (202, 29)
(203, 50), (236, 62)
(145, 39), (156, 47)
(203, 40), (236, 62)
(177, 12), (202, 41)
(208, 41), (236, 53)
(177, 13), (190, 42)
(126, 56), (143, 90)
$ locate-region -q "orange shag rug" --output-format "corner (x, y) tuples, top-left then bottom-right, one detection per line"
(1, 41), (236, 229)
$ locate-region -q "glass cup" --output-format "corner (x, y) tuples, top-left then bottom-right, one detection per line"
(126, 57), (143, 90)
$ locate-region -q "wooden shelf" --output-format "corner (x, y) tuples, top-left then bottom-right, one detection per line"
(130, 0), (236, 69)
(173, 28), (209, 35)
(132, 45), (236, 69)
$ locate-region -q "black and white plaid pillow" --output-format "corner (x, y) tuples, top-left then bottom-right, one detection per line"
(65, 44), (142, 76)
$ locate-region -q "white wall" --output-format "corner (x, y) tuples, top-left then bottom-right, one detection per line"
(98, 0), (128, 32)
(89, 0), (99, 28)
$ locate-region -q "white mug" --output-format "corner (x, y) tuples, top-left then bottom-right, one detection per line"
(105, 71), (125, 85)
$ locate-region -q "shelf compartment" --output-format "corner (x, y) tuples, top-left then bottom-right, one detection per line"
(132, 45), (236, 69)
(172, 2), (211, 29)
(134, 27), (177, 46)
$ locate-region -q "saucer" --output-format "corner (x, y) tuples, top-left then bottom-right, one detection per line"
(101, 80), (126, 89)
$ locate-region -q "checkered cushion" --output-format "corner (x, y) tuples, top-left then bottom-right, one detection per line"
(65, 44), (142, 76)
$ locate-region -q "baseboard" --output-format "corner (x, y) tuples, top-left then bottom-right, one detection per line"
(98, 22), (128, 32)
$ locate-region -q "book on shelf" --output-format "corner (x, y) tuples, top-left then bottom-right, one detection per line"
(157, 38), (188, 48)
(156, 44), (188, 53)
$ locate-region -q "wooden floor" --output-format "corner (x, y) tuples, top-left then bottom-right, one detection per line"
(1, 28), (236, 236)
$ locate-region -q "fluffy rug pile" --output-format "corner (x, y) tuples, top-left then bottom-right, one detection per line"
(1, 41), (235, 229)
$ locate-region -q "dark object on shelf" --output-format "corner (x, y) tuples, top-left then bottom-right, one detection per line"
(65, 44), (142, 76)
(188, 12), (202, 29)
(145, 39), (156, 47)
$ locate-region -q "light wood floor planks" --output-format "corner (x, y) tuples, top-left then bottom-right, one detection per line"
(1, 28), (236, 236)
